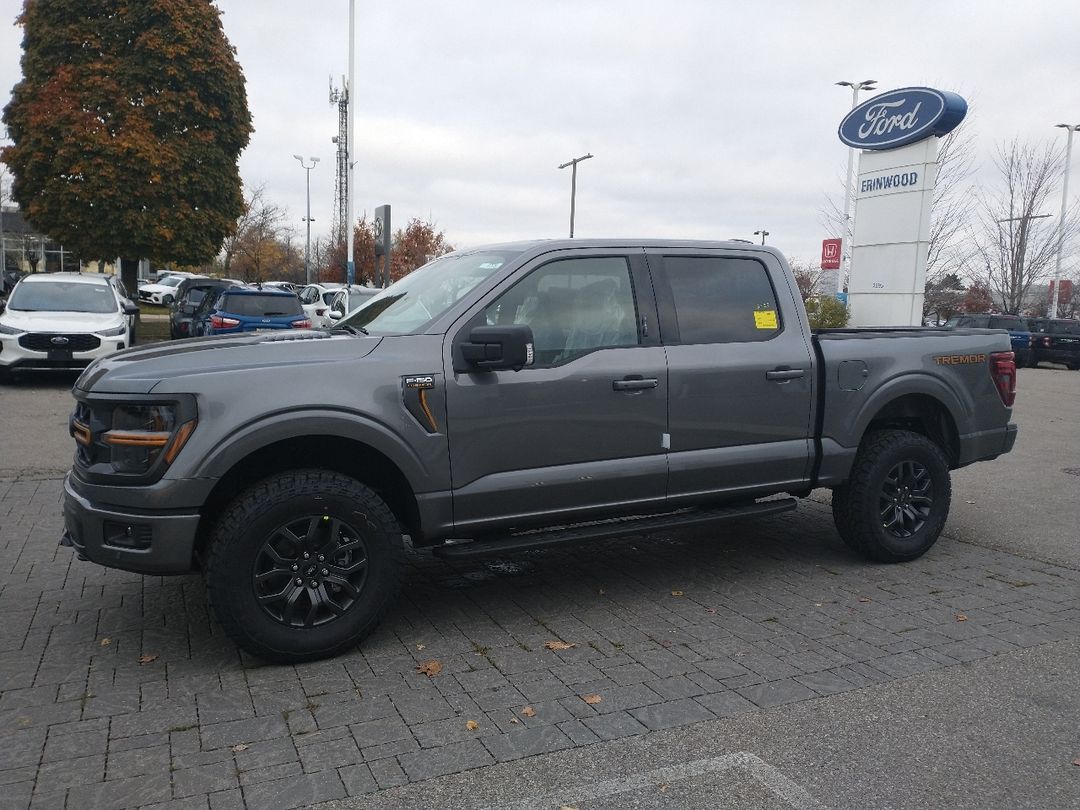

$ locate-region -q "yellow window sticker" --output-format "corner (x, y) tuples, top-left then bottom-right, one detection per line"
(754, 310), (779, 330)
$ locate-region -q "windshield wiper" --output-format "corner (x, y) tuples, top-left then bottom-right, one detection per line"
(331, 323), (368, 335)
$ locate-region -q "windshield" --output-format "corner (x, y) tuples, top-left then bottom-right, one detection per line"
(8, 281), (118, 313)
(160, 276), (184, 287)
(340, 250), (520, 334)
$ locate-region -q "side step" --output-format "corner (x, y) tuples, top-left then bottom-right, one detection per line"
(432, 498), (798, 560)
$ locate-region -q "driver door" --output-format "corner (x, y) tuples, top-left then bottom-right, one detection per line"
(443, 249), (668, 534)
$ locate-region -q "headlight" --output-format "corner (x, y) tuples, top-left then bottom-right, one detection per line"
(0, 322), (21, 335)
(98, 324), (127, 337)
(101, 404), (196, 474)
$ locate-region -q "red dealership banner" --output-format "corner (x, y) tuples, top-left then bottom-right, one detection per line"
(821, 238), (842, 270)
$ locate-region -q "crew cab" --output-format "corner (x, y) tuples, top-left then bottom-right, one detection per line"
(60, 240), (1018, 662)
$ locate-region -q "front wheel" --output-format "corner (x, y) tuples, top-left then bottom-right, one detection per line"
(831, 430), (951, 563)
(206, 469), (403, 663)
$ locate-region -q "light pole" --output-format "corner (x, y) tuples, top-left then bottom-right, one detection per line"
(1050, 123), (1079, 318)
(558, 153), (593, 238)
(836, 79), (877, 293)
(293, 155), (319, 284)
(753, 229), (770, 245)
(346, 0), (356, 285)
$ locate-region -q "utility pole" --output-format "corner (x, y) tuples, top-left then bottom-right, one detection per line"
(753, 229), (770, 245)
(293, 155), (319, 284)
(835, 79), (877, 293)
(1050, 123), (1078, 318)
(346, 0), (356, 285)
(558, 153), (593, 238)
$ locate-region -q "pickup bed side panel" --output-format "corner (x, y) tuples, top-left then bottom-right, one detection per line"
(814, 329), (1014, 485)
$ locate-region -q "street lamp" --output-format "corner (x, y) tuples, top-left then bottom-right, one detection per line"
(753, 229), (770, 245)
(558, 153), (593, 238)
(836, 79), (878, 293)
(1050, 123), (1079, 318)
(293, 155), (320, 284)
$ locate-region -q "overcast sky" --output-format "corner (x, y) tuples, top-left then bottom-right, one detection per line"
(2, 0), (1079, 268)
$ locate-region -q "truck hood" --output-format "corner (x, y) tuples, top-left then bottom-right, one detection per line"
(75, 330), (383, 395)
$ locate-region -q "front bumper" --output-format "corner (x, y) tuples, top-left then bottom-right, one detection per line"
(0, 334), (127, 371)
(62, 472), (201, 575)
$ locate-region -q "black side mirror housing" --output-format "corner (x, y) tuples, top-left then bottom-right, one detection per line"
(123, 303), (140, 316)
(460, 325), (534, 371)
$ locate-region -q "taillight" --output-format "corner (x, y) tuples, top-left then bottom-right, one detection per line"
(989, 351), (1016, 407)
(210, 315), (240, 329)
(291, 319), (312, 329)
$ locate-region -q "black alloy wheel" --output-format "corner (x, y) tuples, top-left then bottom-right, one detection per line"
(253, 515), (370, 628)
(206, 470), (402, 663)
(831, 429), (951, 563)
(878, 460), (933, 537)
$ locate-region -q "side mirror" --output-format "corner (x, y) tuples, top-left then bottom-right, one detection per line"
(460, 324), (534, 371)
(329, 309), (345, 321)
(123, 303), (140, 316)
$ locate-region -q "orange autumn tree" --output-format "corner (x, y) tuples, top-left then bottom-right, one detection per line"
(2, 0), (252, 292)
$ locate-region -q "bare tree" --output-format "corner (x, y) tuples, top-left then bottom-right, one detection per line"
(219, 185), (295, 282)
(966, 138), (1079, 313)
(789, 259), (822, 301)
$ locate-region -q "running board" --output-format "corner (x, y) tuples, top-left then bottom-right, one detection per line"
(432, 498), (798, 560)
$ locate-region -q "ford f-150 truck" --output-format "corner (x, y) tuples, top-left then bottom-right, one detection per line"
(61, 240), (1018, 662)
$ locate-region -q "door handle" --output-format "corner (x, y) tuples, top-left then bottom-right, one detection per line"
(765, 368), (805, 382)
(613, 377), (659, 391)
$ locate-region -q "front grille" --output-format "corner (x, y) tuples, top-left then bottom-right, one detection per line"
(19, 333), (101, 352)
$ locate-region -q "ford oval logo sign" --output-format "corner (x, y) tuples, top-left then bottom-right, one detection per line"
(50, 336), (70, 346)
(839, 87), (967, 150)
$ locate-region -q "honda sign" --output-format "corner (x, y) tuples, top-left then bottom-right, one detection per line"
(821, 238), (842, 270)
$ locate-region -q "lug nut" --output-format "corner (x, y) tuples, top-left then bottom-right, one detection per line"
(303, 552), (310, 559)
(317, 555), (324, 562)
(321, 568), (329, 576)
(294, 578), (303, 585)
(291, 564), (298, 571)
(309, 580), (317, 588)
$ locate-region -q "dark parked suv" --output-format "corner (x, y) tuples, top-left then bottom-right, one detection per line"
(1028, 318), (1080, 369)
(191, 286), (311, 335)
(170, 278), (242, 339)
(944, 313), (1033, 366)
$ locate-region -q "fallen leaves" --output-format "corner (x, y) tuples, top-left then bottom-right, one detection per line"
(465, 719), (479, 731)
(955, 613), (968, 622)
(521, 706), (536, 718)
(858, 597), (871, 603)
(671, 590), (684, 597)
(582, 694), (602, 705)
(230, 743), (249, 753)
(543, 640), (576, 651)
(415, 644), (426, 651)
(137, 654), (158, 665)
(416, 660), (442, 677)
(99, 638), (111, 647)
(1072, 756), (1080, 767)
(704, 608), (717, 614)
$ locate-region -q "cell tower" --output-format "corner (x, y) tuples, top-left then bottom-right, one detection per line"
(328, 76), (349, 247)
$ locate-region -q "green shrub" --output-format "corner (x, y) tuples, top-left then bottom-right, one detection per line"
(805, 295), (851, 329)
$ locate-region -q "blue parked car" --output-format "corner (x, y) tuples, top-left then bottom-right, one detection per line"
(943, 313), (1033, 366)
(191, 287), (311, 336)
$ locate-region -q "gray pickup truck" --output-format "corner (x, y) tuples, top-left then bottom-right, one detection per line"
(62, 240), (1018, 662)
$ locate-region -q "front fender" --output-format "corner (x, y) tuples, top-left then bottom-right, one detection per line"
(192, 407), (437, 494)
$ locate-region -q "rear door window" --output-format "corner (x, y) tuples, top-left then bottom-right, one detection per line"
(989, 316), (1019, 330)
(661, 256), (781, 343)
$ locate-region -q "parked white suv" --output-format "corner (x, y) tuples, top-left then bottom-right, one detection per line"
(138, 273), (204, 306)
(0, 273), (137, 380)
(297, 283), (346, 328)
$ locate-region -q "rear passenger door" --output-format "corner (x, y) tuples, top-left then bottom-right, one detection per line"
(646, 249), (814, 502)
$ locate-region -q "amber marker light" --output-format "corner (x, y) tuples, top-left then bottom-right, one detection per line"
(163, 420), (198, 465)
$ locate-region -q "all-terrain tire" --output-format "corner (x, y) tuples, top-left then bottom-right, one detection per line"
(206, 469), (403, 663)
(831, 430), (951, 563)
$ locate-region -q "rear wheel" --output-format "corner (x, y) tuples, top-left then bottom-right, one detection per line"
(206, 469), (403, 663)
(832, 430), (951, 562)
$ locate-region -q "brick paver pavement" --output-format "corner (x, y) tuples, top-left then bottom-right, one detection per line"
(1, 478), (1077, 809)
